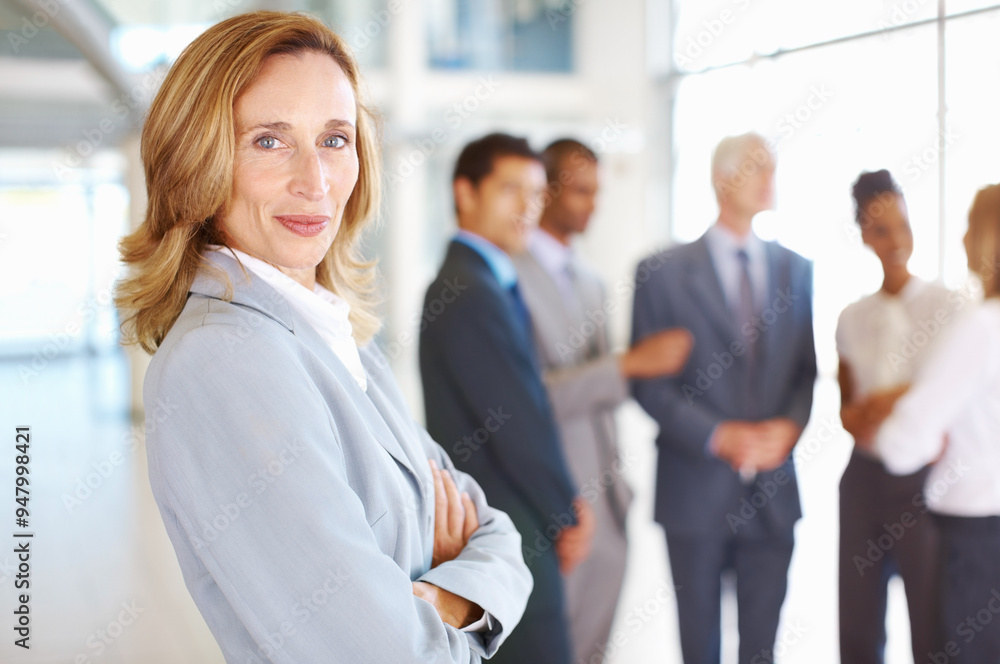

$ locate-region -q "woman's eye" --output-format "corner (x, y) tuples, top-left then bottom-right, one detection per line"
(324, 135), (346, 148)
(256, 136), (277, 149)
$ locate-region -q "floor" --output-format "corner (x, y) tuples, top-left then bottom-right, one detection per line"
(0, 353), (915, 664)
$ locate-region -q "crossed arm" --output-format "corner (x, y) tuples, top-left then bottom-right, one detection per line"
(150, 326), (531, 662)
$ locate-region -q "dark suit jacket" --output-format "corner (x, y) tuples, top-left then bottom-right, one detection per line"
(630, 233), (817, 538)
(420, 240), (578, 537)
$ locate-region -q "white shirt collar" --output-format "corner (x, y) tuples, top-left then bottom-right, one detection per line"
(705, 221), (765, 263)
(207, 245), (367, 391)
(704, 222), (769, 311)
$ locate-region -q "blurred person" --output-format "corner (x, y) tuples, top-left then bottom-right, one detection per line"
(875, 183), (1000, 664)
(114, 13), (531, 663)
(630, 132), (817, 664)
(513, 138), (692, 664)
(419, 133), (593, 664)
(836, 170), (948, 663)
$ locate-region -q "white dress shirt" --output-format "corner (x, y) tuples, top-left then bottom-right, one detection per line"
(876, 300), (1000, 516)
(208, 245), (367, 391)
(704, 222), (768, 314)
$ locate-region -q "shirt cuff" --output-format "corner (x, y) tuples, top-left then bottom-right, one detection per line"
(460, 610), (494, 634)
(706, 424), (720, 457)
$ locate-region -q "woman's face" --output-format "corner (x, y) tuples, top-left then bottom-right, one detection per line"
(860, 193), (913, 270)
(217, 51), (360, 289)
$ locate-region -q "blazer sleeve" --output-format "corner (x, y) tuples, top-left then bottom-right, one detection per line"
(362, 345), (533, 657)
(431, 286), (579, 526)
(629, 258), (723, 458)
(415, 428), (533, 656)
(542, 355), (628, 423)
(147, 324), (489, 664)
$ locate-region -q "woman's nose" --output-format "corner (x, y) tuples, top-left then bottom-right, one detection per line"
(290, 149), (329, 201)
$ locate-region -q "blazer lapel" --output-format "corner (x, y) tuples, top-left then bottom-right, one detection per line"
(293, 318), (419, 479)
(517, 252), (580, 364)
(761, 242), (789, 373)
(683, 237), (739, 343)
(193, 251), (418, 479)
(452, 241), (538, 369)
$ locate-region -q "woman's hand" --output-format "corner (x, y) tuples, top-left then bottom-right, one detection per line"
(844, 384), (910, 448)
(411, 581), (484, 629)
(429, 459), (479, 568)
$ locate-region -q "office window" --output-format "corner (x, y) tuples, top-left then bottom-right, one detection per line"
(428, 0), (574, 71)
(942, 9), (1000, 286)
(0, 150), (126, 357)
(668, 2), (1000, 373)
(673, 0), (936, 73)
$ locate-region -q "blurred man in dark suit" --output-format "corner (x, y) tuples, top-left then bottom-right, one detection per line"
(631, 133), (817, 664)
(420, 133), (593, 664)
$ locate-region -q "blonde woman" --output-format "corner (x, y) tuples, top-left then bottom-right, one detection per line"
(115, 12), (530, 663)
(875, 184), (1000, 663)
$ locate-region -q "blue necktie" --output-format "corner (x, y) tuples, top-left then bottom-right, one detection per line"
(508, 282), (540, 369)
(508, 282), (533, 338)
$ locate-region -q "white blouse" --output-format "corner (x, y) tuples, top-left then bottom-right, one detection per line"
(876, 300), (1000, 516)
(208, 245), (367, 391)
(836, 276), (955, 398)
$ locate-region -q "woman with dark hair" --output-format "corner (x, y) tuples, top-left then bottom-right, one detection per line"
(836, 170), (950, 663)
(876, 183), (1000, 663)
(115, 11), (530, 663)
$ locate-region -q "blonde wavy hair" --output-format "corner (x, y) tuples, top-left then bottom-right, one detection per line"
(116, 11), (382, 353)
(966, 184), (1000, 299)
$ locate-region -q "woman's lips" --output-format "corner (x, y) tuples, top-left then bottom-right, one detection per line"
(275, 215), (330, 237)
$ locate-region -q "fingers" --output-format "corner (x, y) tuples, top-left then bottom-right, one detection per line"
(430, 459), (448, 541)
(412, 580), (435, 602)
(556, 529), (588, 575)
(461, 492), (479, 540)
(441, 468), (464, 535)
(555, 536), (573, 574)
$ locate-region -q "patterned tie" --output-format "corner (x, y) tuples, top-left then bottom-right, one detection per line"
(736, 249), (758, 482)
(736, 250), (760, 398)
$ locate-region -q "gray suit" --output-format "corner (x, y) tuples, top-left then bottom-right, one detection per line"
(144, 251), (532, 663)
(514, 247), (633, 664)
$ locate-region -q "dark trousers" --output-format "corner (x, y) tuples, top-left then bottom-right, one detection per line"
(934, 514), (1000, 664)
(839, 451), (942, 663)
(665, 506), (794, 664)
(491, 504), (573, 664)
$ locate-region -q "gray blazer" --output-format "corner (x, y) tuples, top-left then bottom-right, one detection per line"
(513, 250), (633, 530)
(144, 251), (532, 663)
(630, 234), (817, 537)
